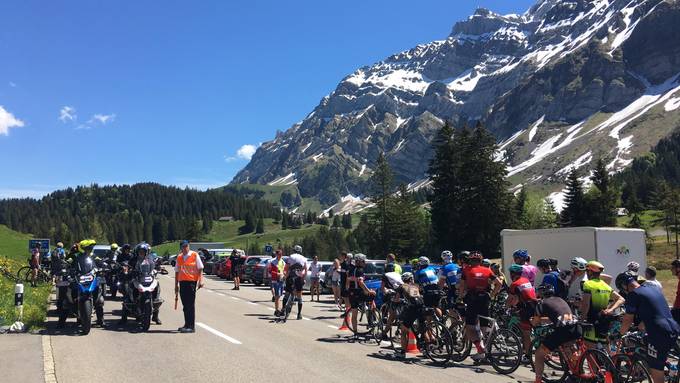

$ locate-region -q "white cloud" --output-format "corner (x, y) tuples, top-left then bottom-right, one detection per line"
(90, 113), (115, 124)
(8, 82), (16, 88)
(0, 106), (25, 135)
(74, 124), (91, 130)
(236, 144), (257, 160)
(59, 106), (77, 123)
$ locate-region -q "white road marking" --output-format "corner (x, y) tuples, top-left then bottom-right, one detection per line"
(196, 322), (242, 345)
(216, 293), (225, 297)
(204, 289), (214, 293)
(302, 317), (311, 321)
(327, 325), (337, 329)
(231, 297), (240, 301)
(248, 302), (257, 306)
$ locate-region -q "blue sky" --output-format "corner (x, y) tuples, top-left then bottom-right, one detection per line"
(0, 0), (535, 198)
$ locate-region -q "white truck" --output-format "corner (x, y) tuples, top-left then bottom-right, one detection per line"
(501, 227), (646, 286)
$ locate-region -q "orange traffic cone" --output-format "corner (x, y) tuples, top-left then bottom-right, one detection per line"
(405, 331), (419, 354)
(338, 309), (350, 331)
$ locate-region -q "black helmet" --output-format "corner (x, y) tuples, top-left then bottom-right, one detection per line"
(537, 283), (555, 298)
(673, 259), (680, 268)
(615, 271), (637, 291)
(549, 258), (559, 267)
(537, 259), (551, 268)
(122, 244), (131, 251)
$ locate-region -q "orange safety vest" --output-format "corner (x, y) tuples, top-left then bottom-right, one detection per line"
(177, 251), (200, 282)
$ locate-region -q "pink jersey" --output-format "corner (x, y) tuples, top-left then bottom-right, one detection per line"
(522, 264), (539, 286)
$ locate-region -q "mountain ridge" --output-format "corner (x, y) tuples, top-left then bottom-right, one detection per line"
(232, 0), (680, 212)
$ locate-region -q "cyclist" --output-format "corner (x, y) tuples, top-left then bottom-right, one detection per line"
(270, 250), (285, 316)
(512, 249), (538, 286)
(490, 263), (508, 290)
(380, 270), (403, 340)
(50, 242), (66, 279)
(580, 261), (625, 347)
(29, 242), (43, 287)
(531, 283), (580, 383)
(384, 253), (402, 274)
(617, 271), (680, 383)
(458, 251), (501, 361)
(309, 255), (322, 302)
(538, 258), (563, 298)
(507, 264), (538, 361)
(549, 258), (561, 274)
(438, 250), (461, 310)
(562, 257), (588, 300)
(284, 245), (307, 320)
(347, 253), (376, 336)
(339, 252), (355, 318)
(415, 256), (442, 316)
(394, 272), (423, 359)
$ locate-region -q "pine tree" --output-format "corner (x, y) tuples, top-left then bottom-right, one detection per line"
(560, 169), (586, 226)
(428, 122), (458, 251)
(332, 215), (341, 228)
(240, 213), (256, 234)
(342, 213), (352, 229)
(586, 158), (618, 226)
(256, 218), (265, 234)
(368, 152), (394, 257)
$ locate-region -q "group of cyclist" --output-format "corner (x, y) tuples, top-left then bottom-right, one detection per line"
(363, 248), (679, 383)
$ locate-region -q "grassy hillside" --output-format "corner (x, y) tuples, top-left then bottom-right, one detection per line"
(226, 183), (326, 214)
(153, 218), (325, 256)
(0, 225), (51, 329)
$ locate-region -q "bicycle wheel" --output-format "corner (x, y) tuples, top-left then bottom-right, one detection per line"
(445, 314), (469, 362)
(488, 328), (522, 374)
(422, 320), (453, 365)
(613, 354), (652, 383)
(282, 293), (295, 322)
(529, 343), (568, 383)
(366, 307), (383, 345)
(578, 349), (617, 383)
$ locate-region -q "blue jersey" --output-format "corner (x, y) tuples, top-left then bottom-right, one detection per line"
(416, 266), (439, 291)
(625, 284), (680, 342)
(541, 271), (560, 294)
(438, 262), (460, 286)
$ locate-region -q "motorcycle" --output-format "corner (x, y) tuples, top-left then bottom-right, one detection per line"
(104, 261), (122, 299)
(59, 255), (106, 334)
(121, 258), (166, 331)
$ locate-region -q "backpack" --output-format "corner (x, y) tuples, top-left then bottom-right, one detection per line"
(556, 274), (568, 300)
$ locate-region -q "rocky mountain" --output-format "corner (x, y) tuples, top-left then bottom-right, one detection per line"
(232, 0), (680, 212)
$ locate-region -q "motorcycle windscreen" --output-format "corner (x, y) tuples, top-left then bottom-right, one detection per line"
(138, 261), (155, 285)
(75, 255), (95, 274)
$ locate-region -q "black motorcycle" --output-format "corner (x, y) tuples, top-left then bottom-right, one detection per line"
(120, 259), (166, 331)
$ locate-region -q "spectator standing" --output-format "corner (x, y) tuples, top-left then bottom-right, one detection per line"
(175, 240), (204, 333)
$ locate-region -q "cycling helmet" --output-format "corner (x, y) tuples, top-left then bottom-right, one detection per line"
(110, 243), (119, 250)
(490, 263), (500, 271)
(418, 256), (430, 266)
(615, 271), (637, 291)
(441, 250), (453, 261)
(570, 257), (587, 271)
(293, 245), (303, 254)
(122, 244), (131, 251)
(56, 242), (64, 248)
(457, 251), (470, 259)
(509, 264), (524, 274)
(626, 261), (640, 273)
(512, 249), (529, 261)
(537, 259), (551, 268)
(354, 253), (367, 263)
(468, 251), (483, 262)
(346, 253), (353, 260)
(549, 258), (559, 267)
(537, 283), (555, 298)
(673, 259), (680, 268)
(401, 272), (414, 282)
(79, 239), (96, 250)
(482, 258), (491, 267)
(135, 242), (151, 254)
(410, 258), (419, 266)
(586, 260), (604, 272)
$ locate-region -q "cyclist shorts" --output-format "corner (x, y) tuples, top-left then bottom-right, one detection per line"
(584, 313), (611, 343)
(286, 275), (303, 293)
(541, 325), (581, 351)
(349, 290), (371, 309)
(271, 281), (284, 297)
(399, 304), (422, 328)
(464, 292), (490, 326)
(645, 334), (678, 371)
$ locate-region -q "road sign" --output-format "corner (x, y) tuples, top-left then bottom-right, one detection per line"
(264, 244), (273, 254)
(28, 239), (50, 255)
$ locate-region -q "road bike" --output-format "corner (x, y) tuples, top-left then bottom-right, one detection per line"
(17, 264), (51, 285)
(397, 306), (454, 365)
(457, 313), (523, 374)
(346, 294), (382, 344)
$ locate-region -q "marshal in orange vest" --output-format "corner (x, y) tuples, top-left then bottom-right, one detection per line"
(177, 251), (200, 282)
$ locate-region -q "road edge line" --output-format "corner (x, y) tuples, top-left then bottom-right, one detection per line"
(42, 334), (57, 383)
(196, 322), (242, 345)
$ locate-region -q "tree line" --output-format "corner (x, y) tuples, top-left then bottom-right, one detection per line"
(0, 183), (278, 247)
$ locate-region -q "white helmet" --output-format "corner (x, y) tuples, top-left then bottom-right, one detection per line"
(346, 253), (353, 259)
(441, 250), (453, 261)
(354, 253), (367, 262)
(418, 256), (430, 266)
(570, 257), (587, 271)
(294, 245), (302, 254)
(401, 272), (414, 282)
(626, 261), (640, 273)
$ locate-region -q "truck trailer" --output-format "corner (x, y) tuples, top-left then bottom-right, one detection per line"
(501, 227), (646, 286)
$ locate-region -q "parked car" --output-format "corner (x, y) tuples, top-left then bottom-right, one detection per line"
(363, 260), (386, 281)
(215, 258), (231, 279)
(205, 255), (229, 275)
(304, 261), (332, 292)
(240, 256), (271, 283)
(251, 258), (275, 286)
(92, 245), (110, 260)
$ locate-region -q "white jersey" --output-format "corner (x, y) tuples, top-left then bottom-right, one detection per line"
(287, 253), (307, 277)
(310, 262), (322, 278)
(383, 272), (403, 290)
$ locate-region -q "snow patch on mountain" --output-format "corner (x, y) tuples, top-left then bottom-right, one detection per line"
(556, 151), (593, 176)
(268, 173), (297, 186)
(528, 116), (545, 142)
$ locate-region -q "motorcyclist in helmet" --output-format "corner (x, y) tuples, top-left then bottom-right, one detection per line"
(120, 242), (162, 325)
(72, 239), (106, 327)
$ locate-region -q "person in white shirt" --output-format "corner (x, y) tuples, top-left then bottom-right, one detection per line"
(310, 256), (322, 302)
(644, 266), (663, 291)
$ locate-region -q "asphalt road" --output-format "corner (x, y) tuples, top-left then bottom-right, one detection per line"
(44, 274), (535, 383)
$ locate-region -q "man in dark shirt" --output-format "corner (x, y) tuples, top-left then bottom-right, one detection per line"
(338, 252), (353, 318)
(671, 260), (680, 323)
(618, 272), (680, 383)
(346, 253), (375, 336)
(229, 250), (242, 290)
(531, 283), (580, 383)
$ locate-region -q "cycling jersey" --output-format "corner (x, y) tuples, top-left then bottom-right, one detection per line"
(537, 296), (576, 326)
(382, 272), (403, 290)
(462, 265), (495, 292)
(287, 253), (307, 277)
(541, 270), (560, 294)
(438, 262), (460, 287)
(416, 266), (439, 291)
(582, 278), (612, 313)
(348, 266), (364, 291)
(384, 262), (402, 274)
(522, 264), (539, 285)
(509, 277), (537, 304)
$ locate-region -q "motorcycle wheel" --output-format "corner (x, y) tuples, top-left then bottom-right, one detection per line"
(79, 299), (93, 335)
(141, 295), (152, 332)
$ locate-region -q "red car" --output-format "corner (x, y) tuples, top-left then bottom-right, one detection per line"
(216, 258), (232, 279)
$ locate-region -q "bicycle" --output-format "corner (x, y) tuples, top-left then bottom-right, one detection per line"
(279, 289), (296, 323)
(457, 313), (523, 374)
(611, 332), (654, 383)
(17, 264), (51, 285)
(1, 264), (19, 283)
(347, 295), (382, 344)
(437, 294), (468, 362)
(397, 306), (454, 365)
